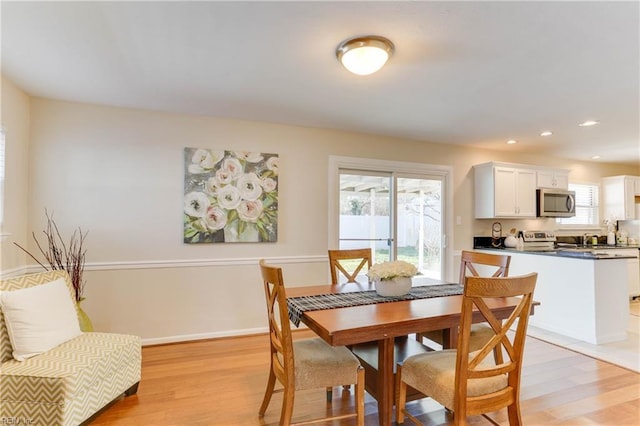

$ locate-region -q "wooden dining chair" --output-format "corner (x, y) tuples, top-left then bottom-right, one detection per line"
(396, 272), (538, 426)
(417, 250), (511, 352)
(328, 248), (372, 285)
(258, 260), (365, 426)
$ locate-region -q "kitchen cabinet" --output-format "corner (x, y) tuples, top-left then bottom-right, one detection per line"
(474, 162), (537, 218)
(537, 169), (569, 189)
(602, 175), (639, 220)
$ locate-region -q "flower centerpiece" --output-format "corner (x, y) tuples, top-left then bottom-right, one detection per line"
(368, 260), (418, 297)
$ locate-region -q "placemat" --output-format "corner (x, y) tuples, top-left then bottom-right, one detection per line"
(287, 283), (463, 327)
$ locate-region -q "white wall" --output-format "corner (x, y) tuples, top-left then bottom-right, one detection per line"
(2, 87), (638, 344)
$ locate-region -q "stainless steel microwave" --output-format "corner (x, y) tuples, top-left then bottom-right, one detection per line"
(536, 188), (576, 217)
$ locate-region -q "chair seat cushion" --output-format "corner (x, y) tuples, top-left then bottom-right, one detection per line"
(0, 332), (140, 404)
(401, 349), (507, 409)
(293, 338), (360, 390)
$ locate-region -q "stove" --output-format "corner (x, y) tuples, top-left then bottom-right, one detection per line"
(521, 230), (556, 251)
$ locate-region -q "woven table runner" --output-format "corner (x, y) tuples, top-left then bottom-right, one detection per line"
(287, 283), (463, 327)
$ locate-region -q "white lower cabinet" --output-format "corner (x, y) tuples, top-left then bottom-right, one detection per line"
(478, 250), (633, 344)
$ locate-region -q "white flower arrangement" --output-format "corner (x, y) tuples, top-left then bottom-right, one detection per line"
(368, 260), (418, 281)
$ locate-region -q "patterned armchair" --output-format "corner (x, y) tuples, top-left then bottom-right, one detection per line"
(0, 270), (141, 425)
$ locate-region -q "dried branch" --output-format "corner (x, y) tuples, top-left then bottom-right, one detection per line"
(13, 209), (88, 302)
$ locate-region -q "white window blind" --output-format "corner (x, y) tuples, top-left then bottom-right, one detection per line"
(557, 183), (599, 226)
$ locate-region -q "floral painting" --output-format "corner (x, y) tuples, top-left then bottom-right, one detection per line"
(183, 148), (278, 243)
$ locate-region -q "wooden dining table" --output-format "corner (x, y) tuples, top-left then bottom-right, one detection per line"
(286, 279), (538, 426)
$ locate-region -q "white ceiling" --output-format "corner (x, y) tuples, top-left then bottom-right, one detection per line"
(2, 1), (639, 166)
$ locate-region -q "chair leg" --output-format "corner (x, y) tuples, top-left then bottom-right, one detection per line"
(395, 364), (407, 424)
(280, 385), (295, 425)
(124, 381), (139, 396)
(259, 368), (276, 416)
(355, 366), (365, 426)
(453, 411), (468, 426)
(507, 402), (523, 426)
(326, 386), (333, 403)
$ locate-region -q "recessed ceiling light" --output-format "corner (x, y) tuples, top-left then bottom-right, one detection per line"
(506, 139), (517, 145)
(540, 131), (553, 136)
(591, 155), (601, 160)
(579, 120), (599, 127)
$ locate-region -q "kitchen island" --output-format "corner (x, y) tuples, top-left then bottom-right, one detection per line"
(476, 247), (637, 344)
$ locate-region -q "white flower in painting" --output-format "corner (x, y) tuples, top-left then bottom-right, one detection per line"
(237, 200), (263, 223)
(222, 157), (244, 179)
(215, 168), (234, 186)
(204, 177), (218, 195)
(184, 192), (211, 218)
(266, 156), (279, 174)
(368, 261), (418, 281)
(188, 149), (224, 173)
(237, 173), (263, 201)
(261, 177), (277, 192)
(217, 185), (242, 210)
(203, 206), (227, 231)
(233, 151), (264, 163)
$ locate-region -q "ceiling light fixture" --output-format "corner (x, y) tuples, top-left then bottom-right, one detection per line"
(591, 155), (601, 160)
(579, 120), (599, 127)
(336, 36), (394, 75)
(507, 139), (517, 144)
(540, 131), (553, 136)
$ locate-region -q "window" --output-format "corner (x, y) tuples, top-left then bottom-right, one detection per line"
(556, 183), (599, 227)
(0, 127), (5, 225)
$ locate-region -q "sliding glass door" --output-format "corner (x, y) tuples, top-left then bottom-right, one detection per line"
(337, 169), (445, 279)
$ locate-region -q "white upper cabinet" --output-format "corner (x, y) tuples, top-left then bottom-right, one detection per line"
(603, 175), (640, 220)
(474, 162), (537, 218)
(537, 169), (569, 189)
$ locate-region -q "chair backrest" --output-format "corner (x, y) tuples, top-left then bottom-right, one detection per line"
(0, 270), (76, 363)
(328, 248), (372, 285)
(259, 260), (295, 388)
(459, 250), (510, 285)
(454, 273), (537, 418)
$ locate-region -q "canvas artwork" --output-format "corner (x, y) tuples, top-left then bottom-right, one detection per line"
(183, 148), (278, 243)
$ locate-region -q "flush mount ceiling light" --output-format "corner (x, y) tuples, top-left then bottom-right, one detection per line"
(336, 36), (394, 75)
(579, 120), (600, 127)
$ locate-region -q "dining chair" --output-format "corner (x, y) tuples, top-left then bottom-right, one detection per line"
(417, 250), (511, 352)
(258, 260), (365, 426)
(396, 272), (538, 426)
(328, 248), (372, 284)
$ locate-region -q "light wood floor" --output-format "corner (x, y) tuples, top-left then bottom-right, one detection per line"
(90, 330), (640, 425)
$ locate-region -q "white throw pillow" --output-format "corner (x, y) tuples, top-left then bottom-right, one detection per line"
(0, 277), (82, 361)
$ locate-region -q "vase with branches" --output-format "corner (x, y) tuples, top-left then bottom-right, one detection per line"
(14, 210), (88, 303)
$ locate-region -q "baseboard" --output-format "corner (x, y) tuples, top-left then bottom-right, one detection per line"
(140, 326), (269, 346)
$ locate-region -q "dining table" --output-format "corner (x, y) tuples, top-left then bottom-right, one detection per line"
(286, 278), (539, 426)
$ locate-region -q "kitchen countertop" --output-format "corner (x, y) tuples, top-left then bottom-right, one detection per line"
(475, 245), (639, 260)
